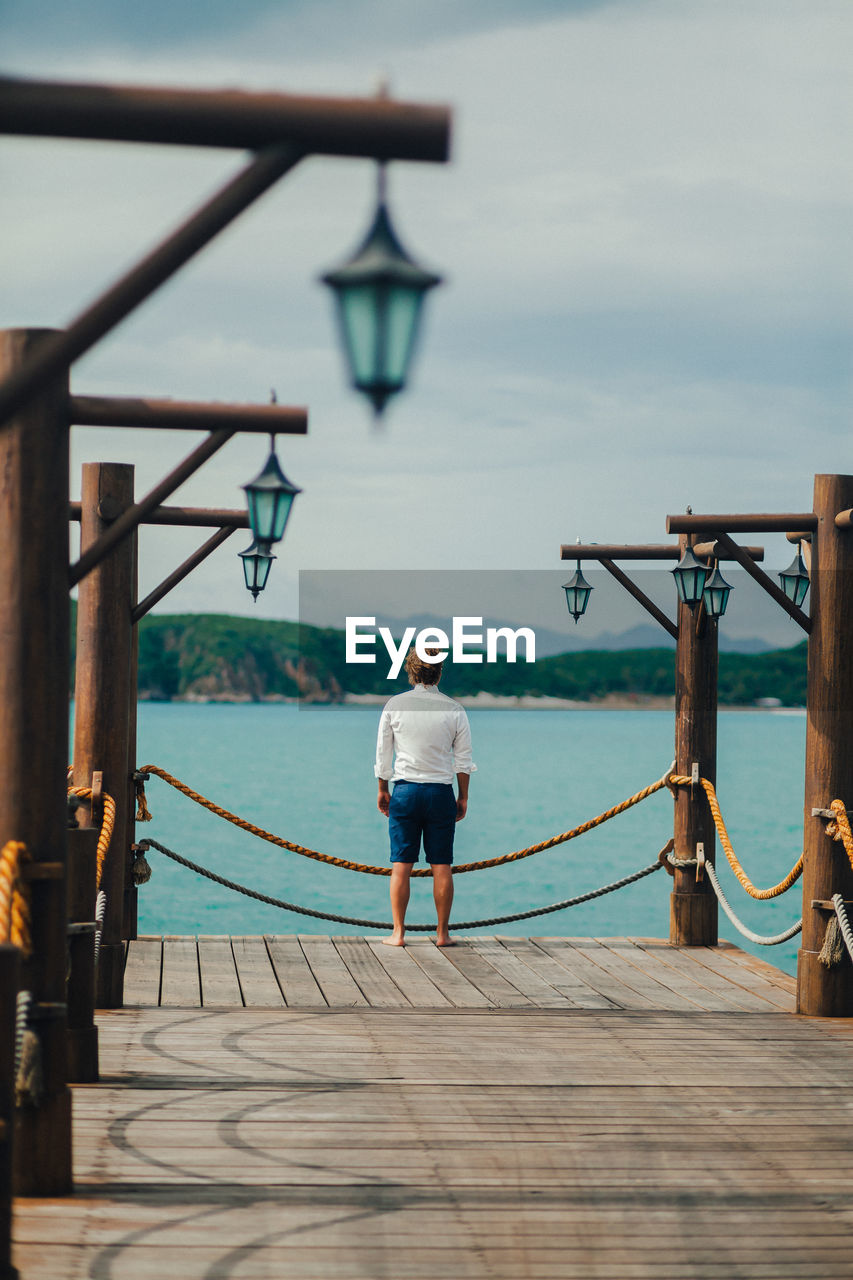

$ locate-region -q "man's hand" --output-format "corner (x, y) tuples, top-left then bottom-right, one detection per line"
(455, 795), (467, 822)
(377, 783), (390, 817)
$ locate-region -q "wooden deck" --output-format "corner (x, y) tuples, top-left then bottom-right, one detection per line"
(14, 937), (853, 1279)
(122, 933), (799, 1012)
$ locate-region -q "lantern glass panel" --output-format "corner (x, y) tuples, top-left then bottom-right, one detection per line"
(562, 569), (593, 622)
(336, 283), (379, 387)
(778, 552), (809, 609)
(672, 547), (709, 606)
(702, 566), (732, 619)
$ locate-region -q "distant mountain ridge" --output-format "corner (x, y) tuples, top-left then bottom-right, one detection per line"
(71, 611), (807, 706)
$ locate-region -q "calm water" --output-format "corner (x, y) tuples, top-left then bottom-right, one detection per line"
(132, 704), (807, 976)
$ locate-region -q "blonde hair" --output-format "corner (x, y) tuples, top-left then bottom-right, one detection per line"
(404, 646), (443, 687)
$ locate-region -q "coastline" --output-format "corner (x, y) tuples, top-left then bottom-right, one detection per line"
(137, 690), (805, 712)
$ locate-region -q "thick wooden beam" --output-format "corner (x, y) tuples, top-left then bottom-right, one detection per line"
(562, 543), (764, 561)
(73, 464), (135, 1009)
(69, 395), (307, 434)
(0, 147), (301, 428)
(797, 474), (853, 1016)
(667, 512), (817, 535)
(68, 431), (234, 586)
(671, 547), (719, 947)
(0, 330), (72, 1196)
(132, 527), (236, 623)
(599, 559), (677, 641)
(70, 503), (249, 528)
(713, 532), (810, 633)
(0, 78), (451, 160)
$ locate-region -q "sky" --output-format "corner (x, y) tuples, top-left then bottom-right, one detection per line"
(1, 0), (851, 641)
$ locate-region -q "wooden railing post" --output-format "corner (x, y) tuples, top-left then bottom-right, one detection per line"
(671, 543), (719, 945)
(0, 945), (20, 1280)
(66, 827), (99, 1081)
(123, 536), (139, 942)
(797, 473), (853, 1015)
(0, 329), (72, 1196)
(73, 462), (135, 1008)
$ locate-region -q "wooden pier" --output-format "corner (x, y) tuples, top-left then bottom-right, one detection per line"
(13, 935), (853, 1279)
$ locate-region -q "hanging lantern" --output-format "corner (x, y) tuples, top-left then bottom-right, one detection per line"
(239, 542), (275, 602)
(778, 548), (810, 609)
(672, 545), (710, 608)
(321, 165), (442, 415)
(242, 439), (301, 546)
(702, 563), (733, 619)
(563, 565), (594, 623)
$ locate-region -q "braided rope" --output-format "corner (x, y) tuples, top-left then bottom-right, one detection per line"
(0, 840), (32, 956)
(94, 890), (107, 965)
(140, 836), (664, 931)
(831, 895), (853, 966)
(68, 788), (116, 890)
(829, 800), (853, 872)
(670, 774), (803, 899)
(136, 763), (673, 878)
(704, 859), (802, 945)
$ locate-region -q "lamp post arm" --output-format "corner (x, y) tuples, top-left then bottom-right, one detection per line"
(70, 503), (249, 529)
(0, 144), (303, 429)
(69, 430), (234, 587)
(599, 558), (678, 641)
(714, 532), (811, 633)
(131, 527), (235, 623)
(69, 395), (307, 434)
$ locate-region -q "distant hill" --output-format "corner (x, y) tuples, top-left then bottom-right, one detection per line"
(84, 612), (806, 706)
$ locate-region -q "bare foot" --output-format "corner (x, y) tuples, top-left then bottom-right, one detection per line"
(380, 933), (406, 947)
(435, 936), (456, 947)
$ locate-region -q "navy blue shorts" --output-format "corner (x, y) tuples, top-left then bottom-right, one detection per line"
(389, 781), (456, 865)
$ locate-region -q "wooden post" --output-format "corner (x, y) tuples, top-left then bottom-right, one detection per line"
(671, 545), (719, 945)
(123, 535), (139, 942)
(0, 945), (20, 1280)
(66, 827), (99, 1082)
(0, 329), (72, 1196)
(73, 462), (135, 1008)
(797, 473), (853, 1015)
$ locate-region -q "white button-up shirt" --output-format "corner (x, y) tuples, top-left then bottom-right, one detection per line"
(374, 684), (477, 785)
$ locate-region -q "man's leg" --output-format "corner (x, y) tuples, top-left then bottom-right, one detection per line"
(431, 864), (454, 947)
(384, 862), (413, 946)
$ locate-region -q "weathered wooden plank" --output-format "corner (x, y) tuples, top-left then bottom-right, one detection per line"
(499, 937), (620, 1009)
(717, 940), (799, 993)
(629, 938), (786, 1012)
(230, 936), (285, 1007)
(598, 937), (740, 1011)
(298, 935), (368, 1006)
(532, 937), (639, 1008)
(468, 937), (574, 1007)
(265, 935), (327, 1007)
(567, 938), (703, 1011)
(679, 943), (795, 1012)
(437, 941), (533, 1008)
(122, 937), (162, 1007)
(404, 941), (492, 1007)
(197, 935), (243, 1007)
(366, 939), (452, 1007)
(159, 936), (200, 1007)
(333, 937), (411, 1007)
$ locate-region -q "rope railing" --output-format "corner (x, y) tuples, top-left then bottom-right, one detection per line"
(831, 895), (853, 966)
(67, 786), (116, 890)
(138, 836), (666, 931)
(703, 859), (802, 946)
(828, 800), (853, 872)
(0, 839), (32, 957)
(669, 774), (803, 899)
(135, 761), (675, 878)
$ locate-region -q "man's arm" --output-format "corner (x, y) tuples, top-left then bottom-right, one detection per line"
(375, 706), (393, 816)
(455, 771), (469, 822)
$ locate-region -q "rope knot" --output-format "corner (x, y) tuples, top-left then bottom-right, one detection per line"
(131, 844), (152, 885)
(134, 774), (153, 823)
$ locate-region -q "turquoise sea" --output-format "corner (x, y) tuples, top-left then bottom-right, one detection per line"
(131, 704), (807, 976)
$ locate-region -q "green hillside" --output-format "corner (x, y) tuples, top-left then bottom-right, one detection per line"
(90, 613), (807, 706)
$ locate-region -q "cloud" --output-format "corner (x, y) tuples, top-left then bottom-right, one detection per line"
(4, 0), (852, 623)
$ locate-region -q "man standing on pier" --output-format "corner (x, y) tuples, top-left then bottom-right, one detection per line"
(375, 646), (475, 947)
